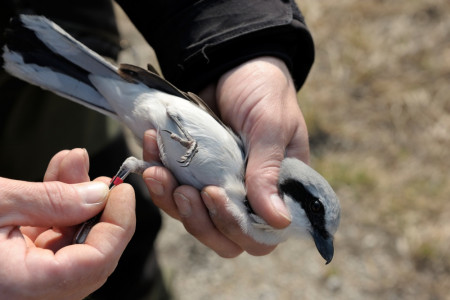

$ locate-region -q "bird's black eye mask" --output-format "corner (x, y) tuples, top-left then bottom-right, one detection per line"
(279, 179), (330, 239)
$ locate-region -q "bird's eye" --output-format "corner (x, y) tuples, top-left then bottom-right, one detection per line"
(311, 200), (322, 213)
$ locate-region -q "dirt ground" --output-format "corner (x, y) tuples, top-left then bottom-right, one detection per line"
(116, 1), (450, 299)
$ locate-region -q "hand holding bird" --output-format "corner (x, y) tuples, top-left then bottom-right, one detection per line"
(2, 15), (340, 263)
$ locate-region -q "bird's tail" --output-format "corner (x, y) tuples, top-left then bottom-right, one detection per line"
(2, 14), (118, 118)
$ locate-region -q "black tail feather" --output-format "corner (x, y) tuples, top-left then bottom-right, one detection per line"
(4, 17), (92, 86)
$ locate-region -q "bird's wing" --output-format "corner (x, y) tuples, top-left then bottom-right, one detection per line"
(119, 63), (247, 160)
(118, 63), (224, 125)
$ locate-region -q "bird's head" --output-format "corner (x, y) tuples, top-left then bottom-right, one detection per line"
(278, 158), (341, 264)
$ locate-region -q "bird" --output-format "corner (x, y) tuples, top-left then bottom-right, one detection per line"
(2, 14), (340, 264)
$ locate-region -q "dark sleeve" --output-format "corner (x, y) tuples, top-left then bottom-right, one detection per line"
(1, 0), (121, 59)
(116, 0), (314, 93)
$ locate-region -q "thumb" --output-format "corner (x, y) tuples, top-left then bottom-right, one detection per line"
(245, 145), (292, 229)
(0, 178), (109, 227)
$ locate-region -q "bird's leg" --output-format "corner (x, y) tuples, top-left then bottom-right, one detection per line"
(163, 111), (198, 167)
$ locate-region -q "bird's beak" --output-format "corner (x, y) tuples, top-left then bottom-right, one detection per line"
(311, 230), (334, 264)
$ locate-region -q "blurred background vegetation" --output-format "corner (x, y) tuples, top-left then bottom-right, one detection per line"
(297, 0), (450, 298)
(117, 0), (450, 299)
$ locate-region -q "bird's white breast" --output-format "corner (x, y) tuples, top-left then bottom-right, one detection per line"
(157, 96), (245, 189)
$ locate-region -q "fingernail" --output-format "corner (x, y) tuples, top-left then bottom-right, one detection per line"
(174, 193), (192, 217)
(270, 194), (292, 222)
(201, 191), (217, 216)
(75, 182), (109, 205)
(82, 148), (89, 172)
(146, 178), (164, 196)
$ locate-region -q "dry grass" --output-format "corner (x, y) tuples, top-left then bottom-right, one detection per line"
(117, 1), (450, 299)
(299, 0), (450, 298)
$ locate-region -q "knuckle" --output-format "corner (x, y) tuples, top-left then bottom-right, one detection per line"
(41, 182), (68, 214)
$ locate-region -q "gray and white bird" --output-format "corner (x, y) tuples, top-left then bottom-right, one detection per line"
(2, 15), (340, 264)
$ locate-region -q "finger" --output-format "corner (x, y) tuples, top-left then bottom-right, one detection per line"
(143, 129), (161, 162)
(34, 227), (77, 252)
(43, 150), (71, 182)
(245, 141), (292, 229)
(84, 183), (136, 259)
(1, 184), (133, 299)
(142, 166), (180, 220)
(202, 186), (276, 256)
(0, 178), (109, 227)
(22, 184), (135, 299)
(20, 244), (108, 299)
(20, 226), (49, 242)
(244, 101), (308, 229)
(44, 148), (90, 183)
(245, 106), (310, 229)
(31, 177), (111, 251)
(173, 186), (243, 258)
(32, 148), (92, 251)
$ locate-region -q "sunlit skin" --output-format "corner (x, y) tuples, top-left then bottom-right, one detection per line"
(0, 149), (136, 299)
(142, 56), (310, 257)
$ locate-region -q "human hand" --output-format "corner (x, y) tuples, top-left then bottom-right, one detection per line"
(0, 148), (136, 299)
(143, 56), (309, 257)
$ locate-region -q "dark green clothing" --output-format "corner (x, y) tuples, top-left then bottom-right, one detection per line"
(0, 2), (165, 299)
(0, 75), (120, 180)
(0, 0), (122, 179)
